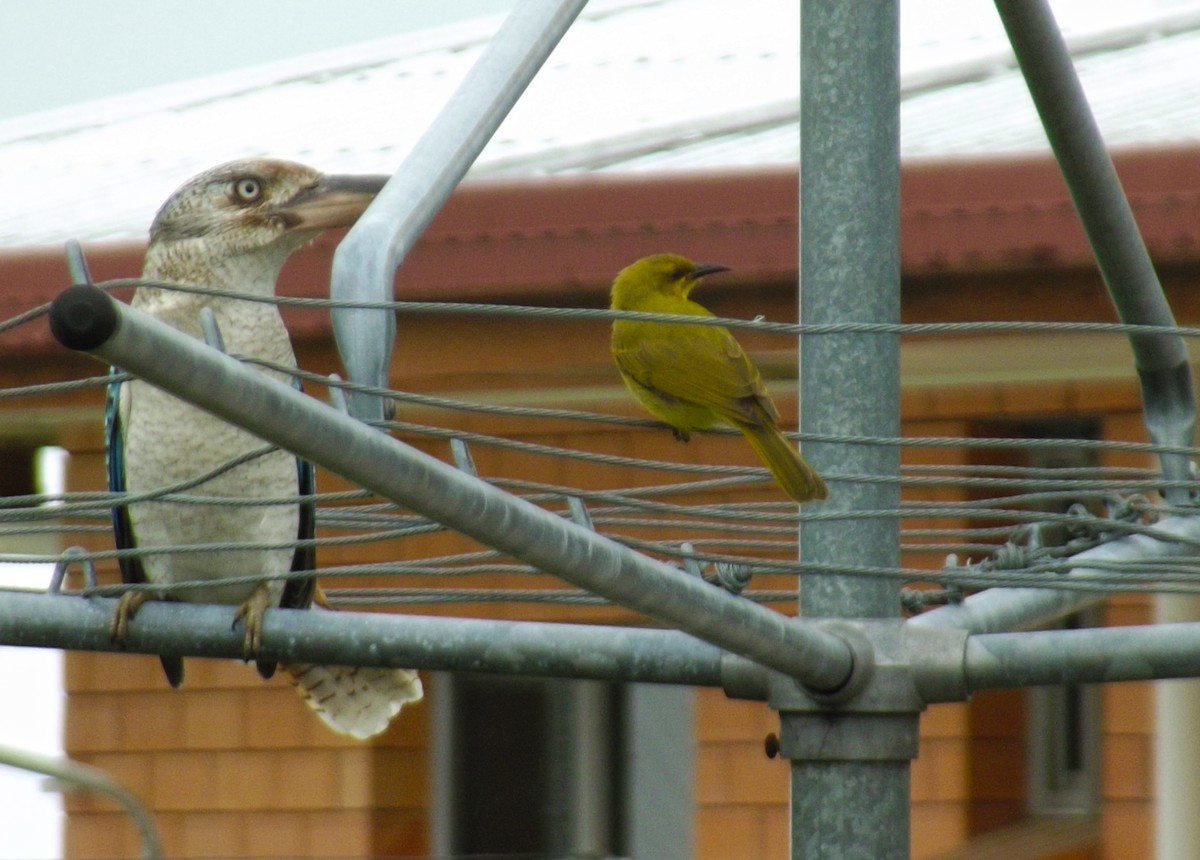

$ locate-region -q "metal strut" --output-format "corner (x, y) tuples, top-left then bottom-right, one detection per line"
(995, 0), (1197, 505)
(914, 0), (1200, 638)
(330, 0), (588, 422)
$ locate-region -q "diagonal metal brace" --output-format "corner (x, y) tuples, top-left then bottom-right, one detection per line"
(330, 0), (588, 422)
(996, 0), (1197, 503)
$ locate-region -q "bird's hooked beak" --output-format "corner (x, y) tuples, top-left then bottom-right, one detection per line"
(276, 174), (390, 232)
(692, 263), (731, 279)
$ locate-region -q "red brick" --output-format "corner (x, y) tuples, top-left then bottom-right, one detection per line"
(312, 809), (372, 857)
(178, 811), (245, 858)
(242, 685), (328, 749)
(911, 801), (969, 859)
(214, 749), (278, 810)
(1104, 681), (1153, 735)
(761, 804), (790, 859)
(1104, 595), (1153, 627)
(117, 691), (187, 750)
(369, 807), (428, 858)
(371, 747), (428, 808)
(926, 383), (1004, 421)
(68, 651), (165, 693)
(274, 749), (341, 809)
(1102, 799), (1153, 859)
(1068, 377), (1140, 413)
(912, 736), (968, 803)
(998, 379), (1071, 416)
(65, 692), (122, 754)
(64, 812), (140, 859)
(697, 742), (787, 806)
(1103, 733), (1152, 800)
(180, 689), (248, 749)
(695, 689), (777, 742)
(921, 702), (968, 739)
(151, 751), (219, 811)
(243, 810), (311, 858)
(336, 747), (372, 808)
(968, 738), (1026, 802)
(696, 805), (773, 860)
(184, 657), (272, 690)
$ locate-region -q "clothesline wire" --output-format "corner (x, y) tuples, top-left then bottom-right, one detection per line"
(57, 278), (1200, 339)
(4, 278), (1200, 609)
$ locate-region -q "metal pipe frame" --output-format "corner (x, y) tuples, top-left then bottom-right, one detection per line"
(794, 2), (909, 857)
(0, 589), (748, 691)
(909, 514), (1200, 634)
(965, 622), (1200, 691)
(994, 0), (1196, 501)
(912, 0), (1200, 642)
(18, 584), (1200, 699)
(47, 284), (854, 692)
(330, 0), (587, 422)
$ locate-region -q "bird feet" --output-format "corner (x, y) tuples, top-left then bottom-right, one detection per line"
(312, 584), (335, 611)
(109, 590), (154, 643)
(672, 427), (691, 443)
(232, 583), (274, 662)
(110, 590), (185, 687)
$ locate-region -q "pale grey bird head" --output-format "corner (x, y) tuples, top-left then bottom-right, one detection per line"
(146, 159), (388, 278)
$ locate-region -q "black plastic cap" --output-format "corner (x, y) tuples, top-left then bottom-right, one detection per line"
(49, 284), (119, 352)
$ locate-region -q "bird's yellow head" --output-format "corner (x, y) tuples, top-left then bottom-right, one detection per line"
(609, 253), (731, 310)
(148, 159), (388, 261)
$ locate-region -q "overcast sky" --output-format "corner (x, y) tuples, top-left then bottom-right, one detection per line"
(0, 0), (513, 119)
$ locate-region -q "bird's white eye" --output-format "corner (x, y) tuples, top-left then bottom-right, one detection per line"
(232, 177), (263, 203)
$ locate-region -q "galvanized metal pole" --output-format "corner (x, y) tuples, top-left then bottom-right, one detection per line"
(0, 589), (751, 689)
(1155, 595), (1200, 860)
(47, 285), (854, 690)
(994, 0), (1195, 503)
(909, 514), (1200, 634)
(330, 0), (587, 421)
(912, 0), (1200, 641)
(794, 1), (910, 858)
(963, 620), (1200, 690)
(993, 10), (1199, 854)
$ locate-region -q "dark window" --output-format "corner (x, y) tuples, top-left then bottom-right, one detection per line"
(447, 675), (628, 859)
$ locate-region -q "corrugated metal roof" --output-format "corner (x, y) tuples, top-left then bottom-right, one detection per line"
(2, 0), (1199, 245)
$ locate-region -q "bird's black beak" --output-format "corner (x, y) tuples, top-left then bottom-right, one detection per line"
(692, 263), (731, 279)
(278, 174), (390, 231)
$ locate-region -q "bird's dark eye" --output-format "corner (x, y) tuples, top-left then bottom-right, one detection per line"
(232, 177), (263, 203)
(671, 265), (691, 281)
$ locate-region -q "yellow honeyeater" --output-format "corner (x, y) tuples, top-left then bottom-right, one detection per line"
(610, 253), (828, 503)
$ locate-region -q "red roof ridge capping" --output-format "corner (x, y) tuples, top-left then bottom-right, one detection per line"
(6, 147), (1200, 356)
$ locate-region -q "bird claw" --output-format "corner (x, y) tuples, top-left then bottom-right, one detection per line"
(312, 584), (335, 611)
(672, 427), (691, 443)
(232, 584), (273, 661)
(110, 591), (153, 643)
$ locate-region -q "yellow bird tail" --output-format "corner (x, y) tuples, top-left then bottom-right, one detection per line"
(736, 421), (828, 503)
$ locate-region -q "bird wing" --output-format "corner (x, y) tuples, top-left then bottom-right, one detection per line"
(255, 451), (314, 681)
(280, 455), (317, 611)
(106, 373), (145, 586)
(109, 374), (186, 686)
(279, 374), (316, 612)
(614, 321), (778, 425)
